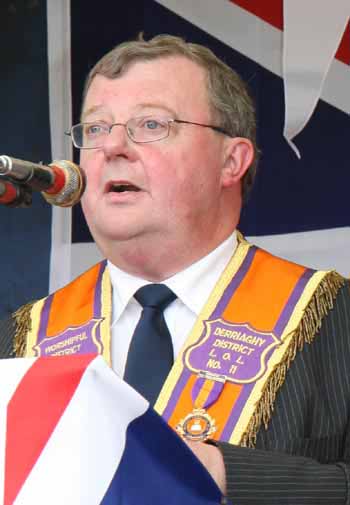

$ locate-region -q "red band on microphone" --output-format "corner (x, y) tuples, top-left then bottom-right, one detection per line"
(44, 165), (66, 195)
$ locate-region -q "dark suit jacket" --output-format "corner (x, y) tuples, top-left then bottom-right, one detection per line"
(1, 283), (350, 504)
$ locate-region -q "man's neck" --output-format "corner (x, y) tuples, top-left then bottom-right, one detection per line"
(102, 229), (237, 282)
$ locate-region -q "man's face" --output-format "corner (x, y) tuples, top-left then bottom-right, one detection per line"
(80, 56), (234, 254)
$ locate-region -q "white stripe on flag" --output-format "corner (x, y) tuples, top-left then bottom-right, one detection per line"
(0, 359), (36, 504)
(47, 0), (73, 294)
(14, 356), (148, 504)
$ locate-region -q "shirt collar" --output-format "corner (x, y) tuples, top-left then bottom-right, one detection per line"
(108, 231), (237, 321)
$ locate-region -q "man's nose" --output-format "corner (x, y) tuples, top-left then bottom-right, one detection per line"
(102, 124), (130, 157)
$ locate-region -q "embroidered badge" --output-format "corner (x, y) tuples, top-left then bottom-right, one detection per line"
(34, 318), (104, 357)
(185, 319), (280, 384)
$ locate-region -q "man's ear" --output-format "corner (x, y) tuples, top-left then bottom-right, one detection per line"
(221, 137), (254, 188)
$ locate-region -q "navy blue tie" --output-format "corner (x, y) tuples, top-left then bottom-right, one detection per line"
(124, 284), (176, 405)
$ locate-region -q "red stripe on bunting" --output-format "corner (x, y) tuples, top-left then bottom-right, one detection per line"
(4, 354), (97, 505)
(231, 0), (283, 28)
(337, 23), (350, 64)
(230, 1), (350, 64)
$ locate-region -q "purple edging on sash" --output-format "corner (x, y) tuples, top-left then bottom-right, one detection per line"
(93, 260), (107, 316)
(93, 260), (107, 353)
(37, 295), (54, 344)
(274, 268), (315, 335)
(211, 246), (257, 319)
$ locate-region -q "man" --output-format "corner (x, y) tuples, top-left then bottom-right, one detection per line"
(1, 35), (349, 504)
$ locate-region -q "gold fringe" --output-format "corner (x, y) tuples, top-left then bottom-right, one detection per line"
(240, 271), (346, 448)
(12, 302), (35, 357)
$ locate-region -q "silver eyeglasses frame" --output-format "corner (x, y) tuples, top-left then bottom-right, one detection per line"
(65, 115), (232, 149)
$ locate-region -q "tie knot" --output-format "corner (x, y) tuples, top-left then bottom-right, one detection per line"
(134, 284), (176, 311)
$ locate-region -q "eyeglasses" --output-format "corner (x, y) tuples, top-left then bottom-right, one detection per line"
(65, 115), (232, 149)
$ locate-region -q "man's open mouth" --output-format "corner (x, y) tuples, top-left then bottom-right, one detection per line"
(108, 183), (141, 193)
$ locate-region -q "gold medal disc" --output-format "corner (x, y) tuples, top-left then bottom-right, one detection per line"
(176, 408), (217, 441)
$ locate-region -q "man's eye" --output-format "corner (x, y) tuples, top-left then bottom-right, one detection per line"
(84, 124), (105, 136)
(141, 119), (164, 130)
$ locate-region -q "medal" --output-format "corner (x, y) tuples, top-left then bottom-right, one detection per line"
(176, 408), (217, 441)
(176, 371), (225, 441)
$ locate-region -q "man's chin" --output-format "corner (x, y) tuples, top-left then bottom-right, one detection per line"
(91, 225), (150, 246)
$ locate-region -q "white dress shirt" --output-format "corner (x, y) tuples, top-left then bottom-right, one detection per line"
(109, 232), (237, 377)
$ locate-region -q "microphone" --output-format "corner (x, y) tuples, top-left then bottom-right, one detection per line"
(0, 179), (32, 207)
(0, 155), (85, 207)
